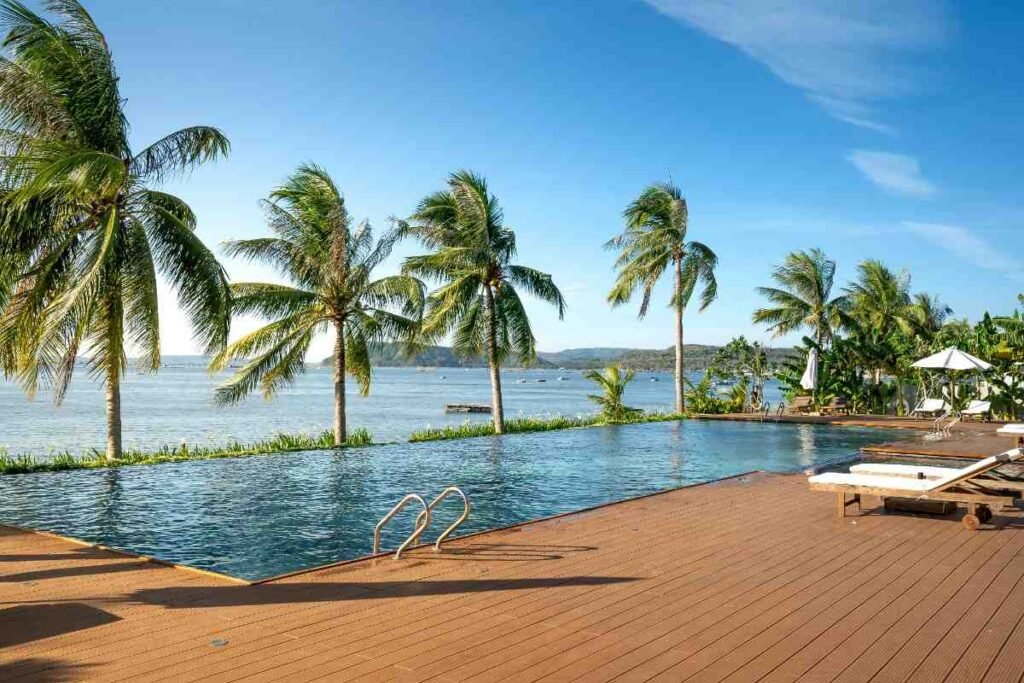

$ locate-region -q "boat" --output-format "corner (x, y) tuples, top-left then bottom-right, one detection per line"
(535, 379), (547, 383)
(558, 376), (569, 381)
(445, 404), (491, 414)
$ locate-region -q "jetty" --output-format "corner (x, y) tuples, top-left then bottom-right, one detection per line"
(445, 403), (492, 414)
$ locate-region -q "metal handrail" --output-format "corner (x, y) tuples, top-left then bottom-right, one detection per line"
(373, 493), (430, 560)
(775, 403), (785, 421)
(411, 486), (472, 551)
(760, 402), (770, 422)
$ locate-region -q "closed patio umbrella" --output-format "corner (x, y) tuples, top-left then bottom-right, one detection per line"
(800, 348), (818, 391)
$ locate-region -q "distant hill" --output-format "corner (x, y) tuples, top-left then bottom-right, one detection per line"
(314, 343), (795, 371)
(539, 345), (795, 372)
(321, 343), (556, 369)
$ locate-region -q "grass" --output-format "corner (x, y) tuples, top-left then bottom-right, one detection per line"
(0, 428), (373, 475)
(408, 411), (687, 442)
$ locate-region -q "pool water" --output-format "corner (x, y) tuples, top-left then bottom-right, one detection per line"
(0, 420), (901, 580)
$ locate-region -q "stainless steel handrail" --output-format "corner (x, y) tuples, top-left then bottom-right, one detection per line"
(760, 402), (770, 422)
(775, 403), (785, 421)
(411, 486), (471, 552)
(373, 493), (430, 560)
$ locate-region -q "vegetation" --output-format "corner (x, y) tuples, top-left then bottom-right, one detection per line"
(585, 365), (642, 421)
(0, 428), (373, 475)
(399, 170), (565, 434)
(607, 182), (718, 413)
(408, 412), (686, 443)
(756, 251), (1023, 419)
(210, 165), (424, 444)
(0, 0), (231, 461)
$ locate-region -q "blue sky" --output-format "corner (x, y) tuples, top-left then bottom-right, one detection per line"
(82, 0), (1024, 357)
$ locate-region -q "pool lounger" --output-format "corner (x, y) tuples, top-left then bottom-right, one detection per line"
(808, 447), (1024, 530)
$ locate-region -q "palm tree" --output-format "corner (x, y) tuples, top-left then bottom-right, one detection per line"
(752, 248), (847, 349)
(0, 0), (230, 461)
(909, 292), (952, 339)
(210, 164), (424, 445)
(844, 259), (914, 334)
(400, 170), (565, 434)
(585, 364), (641, 422)
(607, 182), (718, 413)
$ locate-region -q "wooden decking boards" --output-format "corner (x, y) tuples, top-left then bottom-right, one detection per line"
(4, 473), (1024, 681)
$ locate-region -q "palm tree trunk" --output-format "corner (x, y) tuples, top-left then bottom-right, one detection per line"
(483, 284), (505, 433)
(674, 258), (685, 413)
(105, 365), (122, 462)
(333, 322), (346, 445)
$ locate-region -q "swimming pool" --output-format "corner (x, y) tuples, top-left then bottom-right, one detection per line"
(0, 420), (902, 580)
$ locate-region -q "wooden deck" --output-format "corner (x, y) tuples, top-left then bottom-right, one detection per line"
(699, 414), (1017, 461)
(5, 472), (1024, 681)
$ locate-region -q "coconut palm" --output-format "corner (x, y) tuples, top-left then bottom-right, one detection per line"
(844, 259), (914, 334)
(400, 170), (565, 434)
(752, 248), (847, 348)
(908, 292), (953, 338)
(607, 182), (717, 413)
(585, 364), (641, 422)
(211, 164), (424, 445)
(0, 0), (230, 461)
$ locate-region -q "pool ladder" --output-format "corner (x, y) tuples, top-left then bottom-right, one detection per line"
(372, 486), (472, 560)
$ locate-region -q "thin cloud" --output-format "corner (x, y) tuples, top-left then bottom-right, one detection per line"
(905, 222), (1022, 281)
(847, 150), (936, 198)
(642, 0), (946, 132)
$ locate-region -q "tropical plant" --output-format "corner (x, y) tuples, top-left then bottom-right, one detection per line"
(0, 0), (231, 461)
(683, 370), (727, 414)
(844, 260), (914, 335)
(399, 170), (565, 434)
(710, 336), (769, 410)
(585, 364), (642, 422)
(607, 182), (718, 413)
(211, 164), (424, 444)
(753, 248), (847, 349)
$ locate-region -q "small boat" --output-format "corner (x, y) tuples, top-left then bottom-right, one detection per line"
(650, 377), (659, 382)
(439, 375), (446, 380)
(516, 378), (527, 383)
(558, 376), (569, 381)
(445, 404), (491, 414)
(535, 378), (547, 383)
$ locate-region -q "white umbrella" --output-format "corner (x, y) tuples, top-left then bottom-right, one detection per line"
(912, 347), (991, 411)
(800, 348), (818, 391)
(912, 347), (992, 372)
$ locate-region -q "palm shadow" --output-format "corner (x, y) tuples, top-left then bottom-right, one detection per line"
(1, 560), (155, 584)
(0, 658), (93, 682)
(0, 603), (121, 647)
(128, 576), (638, 609)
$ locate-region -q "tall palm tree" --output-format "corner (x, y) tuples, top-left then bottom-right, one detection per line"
(752, 248), (847, 348)
(908, 292), (952, 339)
(0, 0), (230, 461)
(400, 170), (565, 434)
(211, 164), (424, 445)
(607, 182), (717, 413)
(844, 259), (914, 334)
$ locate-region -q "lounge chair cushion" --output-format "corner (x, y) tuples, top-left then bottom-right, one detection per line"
(808, 471), (937, 492)
(849, 463), (952, 479)
(998, 424), (1024, 435)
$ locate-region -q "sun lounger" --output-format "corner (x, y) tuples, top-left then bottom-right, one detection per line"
(961, 399), (991, 421)
(808, 447), (1024, 529)
(821, 396), (850, 416)
(849, 459), (1024, 494)
(788, 396), (813, 414)
(912, 397), (949, 418)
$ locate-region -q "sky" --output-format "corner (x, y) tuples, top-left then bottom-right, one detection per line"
(72, 0), (1024, 358)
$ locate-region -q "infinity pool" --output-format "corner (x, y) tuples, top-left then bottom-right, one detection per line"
(0, 420), (900, 580)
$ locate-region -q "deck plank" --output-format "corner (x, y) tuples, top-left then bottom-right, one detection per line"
(4, 472), (1024, 682)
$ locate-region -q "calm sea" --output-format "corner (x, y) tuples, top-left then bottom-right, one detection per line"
(0, 356), (784, 456)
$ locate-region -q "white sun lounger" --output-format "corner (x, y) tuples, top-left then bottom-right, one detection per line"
(808, 447), (1024, 529)
(912, 397), (949, 417)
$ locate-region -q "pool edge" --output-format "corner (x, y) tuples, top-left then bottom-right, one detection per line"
(0, 521), (251, 585)
(250, 469), (768, 585)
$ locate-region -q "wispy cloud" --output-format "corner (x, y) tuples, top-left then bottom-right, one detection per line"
(642, 0), (946, 132)
(847, 150), (936, 197)
(905, 222), (1022, 281)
